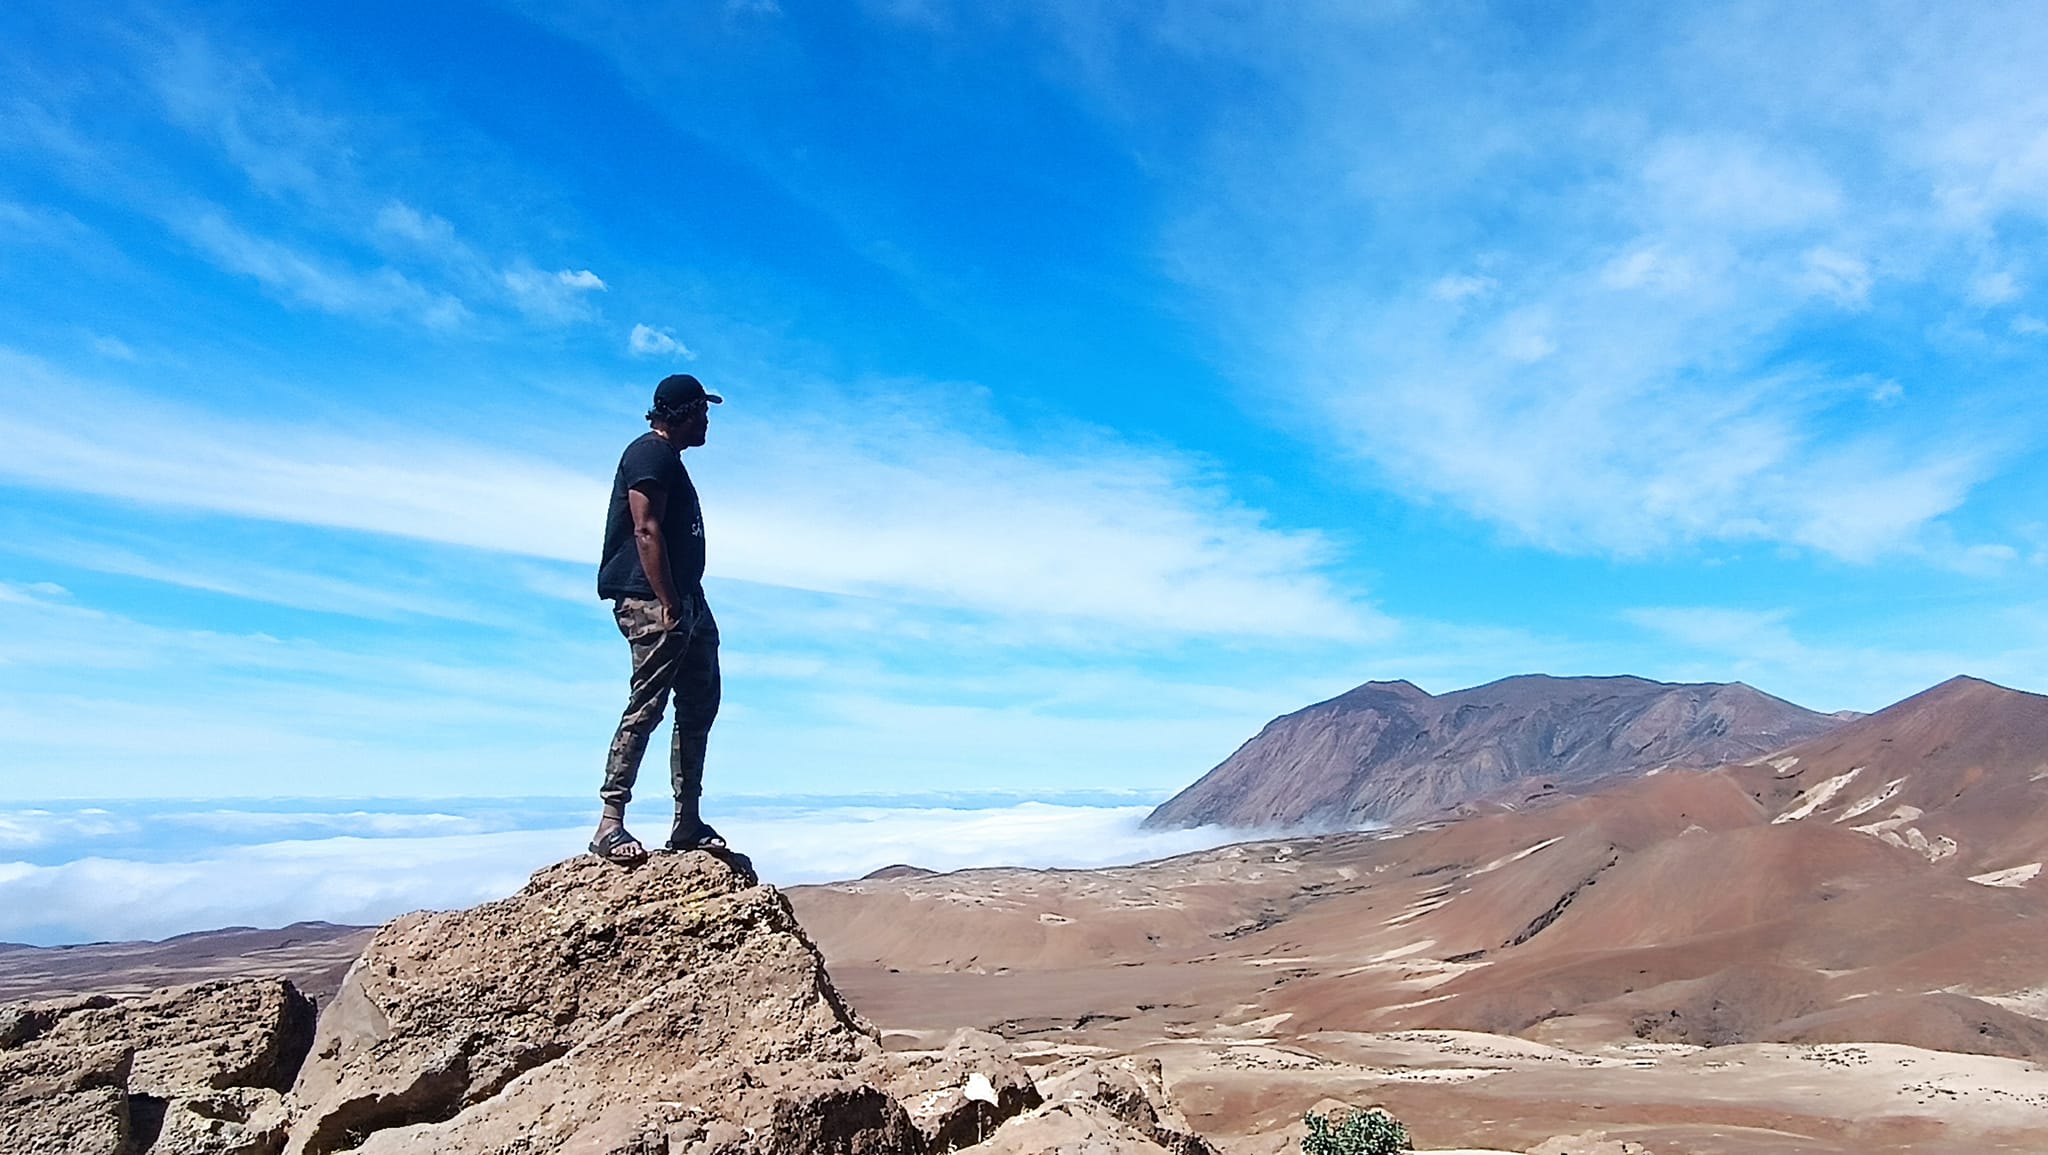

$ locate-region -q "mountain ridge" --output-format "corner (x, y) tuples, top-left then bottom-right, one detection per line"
(1145, 672), (1842, 830)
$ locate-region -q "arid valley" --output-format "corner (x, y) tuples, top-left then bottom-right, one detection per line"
(9, 673), (2048, 1153)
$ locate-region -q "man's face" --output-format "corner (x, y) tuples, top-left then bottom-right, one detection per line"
(672, 401), (710, 447)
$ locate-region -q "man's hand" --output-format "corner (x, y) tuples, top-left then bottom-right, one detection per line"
(659, 600), (686, 633)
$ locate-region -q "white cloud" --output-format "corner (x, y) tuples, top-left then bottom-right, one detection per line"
(175, 210), (469, 328)
(1295, 282), (1988, 560)
(1640, 135), (1842, 233)
(0, 350), (599, 561)
(1622, 601), (2048, 712)
(1624, 606), (1802, 663)
(1600, 246), (1694, 293)
(1067, 5), (2036, 562)
(142, 39), (610, 333)
(0, 351), (1372, 639)
(630, 322), (696, 359)
(501, 264), (606, 321)
(1970, 269), (2023, 306)
(373, 200), (459, 249)
(0, 199), (91, 247)
(1429, 273), (1494, 303)
(153, 32), (349, 202)
(11, 535), (494, 624)
(703, 406), (1377, 638)
(0, 801), (1252, 944)
(0, 832), (564, 944)
(1797, 247), (1874, 308)
(90, 334), (137, 361)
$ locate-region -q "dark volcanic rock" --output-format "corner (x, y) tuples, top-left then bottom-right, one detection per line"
(1145, 674), (1839, 829)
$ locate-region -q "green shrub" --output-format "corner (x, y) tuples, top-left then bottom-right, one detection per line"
(1300, 1107), (1412, 1155)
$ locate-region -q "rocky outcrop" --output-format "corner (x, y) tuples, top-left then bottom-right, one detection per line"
(6, 850), (1219, 1155)
(154, 1087), (296, 1155)
(1527, 1131), (1655, 1155)
(281, 850), (1066, 1155)
(857, 1028), (1042, 1150)
(285, 851), (864, 1153)
(967, 1056), (1215, 1155)
(0, 978), (314, 1155)
(1146, 674), (1840, 829)
(1033, 1057), (1215, 1154)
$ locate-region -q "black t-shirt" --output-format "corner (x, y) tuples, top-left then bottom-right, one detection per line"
(597, 432), (706, 600)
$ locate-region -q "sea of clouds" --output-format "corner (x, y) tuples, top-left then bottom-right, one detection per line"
(0, 793), (1251, 946)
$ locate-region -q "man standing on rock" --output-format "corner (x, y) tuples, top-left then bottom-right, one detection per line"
(591, 373), (728, 864)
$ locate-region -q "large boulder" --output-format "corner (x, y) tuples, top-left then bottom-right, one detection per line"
(0, 1019), (134, 1155)
(0, 1084), (134, 1155)
(1526, 1132), (1655, 1155)
(968, 1098), (1194, 1154)
(857, 1028), (1041, 1151)
(1034, 1056), (1215, 1155)
(284, 851), (923, 1155)
(0, 978), (314, 1155)
(35, 978), (319, 1098)
(154, 1087), (295, 1155)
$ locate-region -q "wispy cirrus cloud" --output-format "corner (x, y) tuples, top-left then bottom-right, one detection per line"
(174, 209), (471, 327)
(7, 26), (611, 334)
(1623, 601), (2048, 711)
(0, 350), (1375, 639)
(1045, 3), (2045, 562)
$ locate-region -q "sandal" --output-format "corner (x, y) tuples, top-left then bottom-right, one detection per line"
(589, 825), (647, 864)
(665, 820), (728, 852)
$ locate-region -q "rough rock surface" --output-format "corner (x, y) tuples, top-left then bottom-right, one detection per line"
(1526, 1131), (1654, 1155)
(857, 1028), (1042, 1151)
(1146, 674), (1839, 829)
(970, 1095), (1202, 1155)
(2, 1083), (134, 1155)
(285, 851), (970, 1155)
(4, 852), (1223, 1155)
(1035, 1057), (1215, 1155)
(155, 1087), (294, 1155)
(0, 978), (313, 1155)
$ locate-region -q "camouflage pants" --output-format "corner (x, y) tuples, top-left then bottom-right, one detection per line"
(600, 593), (721, 811)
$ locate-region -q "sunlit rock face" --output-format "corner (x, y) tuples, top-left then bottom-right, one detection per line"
(0, 977), (315, 1155)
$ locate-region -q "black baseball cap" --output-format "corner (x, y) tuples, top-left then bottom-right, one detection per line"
(649, 373), (723, 418)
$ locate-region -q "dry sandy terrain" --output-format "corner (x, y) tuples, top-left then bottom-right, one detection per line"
(11, 677), (2048, 1152)
(787, 681), (2048, 1152)
(0, 921), (369, 1004)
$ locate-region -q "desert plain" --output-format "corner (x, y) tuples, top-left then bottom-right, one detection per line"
(9, 675), (2048, 1153)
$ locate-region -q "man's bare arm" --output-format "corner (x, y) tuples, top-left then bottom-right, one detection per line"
(628, 484), (682, 629)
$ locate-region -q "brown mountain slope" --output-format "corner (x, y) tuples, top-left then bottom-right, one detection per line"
(1725, 675), (2048, 875)
(796, 676), (2048, 1072)
(1144, 673), (1839, 829)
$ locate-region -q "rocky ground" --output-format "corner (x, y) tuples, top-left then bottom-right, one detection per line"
(14, 676), (2048, 1153)
(14, 840), (2048, 1154)
(2, 851), (1251, 1155)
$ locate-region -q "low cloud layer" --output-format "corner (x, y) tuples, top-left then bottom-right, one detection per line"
(0, 797), (1256, 945)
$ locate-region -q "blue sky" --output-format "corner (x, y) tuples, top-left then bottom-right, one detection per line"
(3, 0), (2045, 803)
